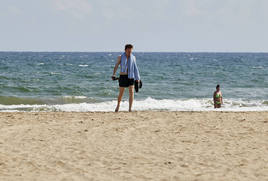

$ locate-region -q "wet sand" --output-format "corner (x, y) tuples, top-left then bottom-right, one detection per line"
(0, 111), (267, 181)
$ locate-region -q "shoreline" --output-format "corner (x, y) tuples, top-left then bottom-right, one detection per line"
(0, 97), (267, 112)
(1, 110), (268, 113)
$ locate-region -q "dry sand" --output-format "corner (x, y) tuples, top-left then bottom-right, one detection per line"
(0, 111), (267, 181)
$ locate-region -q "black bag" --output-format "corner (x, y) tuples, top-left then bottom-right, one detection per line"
(135, 80), (142, 93)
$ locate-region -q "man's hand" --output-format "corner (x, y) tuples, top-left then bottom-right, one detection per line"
(111, 75), (116, 80)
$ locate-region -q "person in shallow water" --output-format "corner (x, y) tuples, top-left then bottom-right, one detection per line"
(213, 84), (223, 108)
(112, 44), (140, 112)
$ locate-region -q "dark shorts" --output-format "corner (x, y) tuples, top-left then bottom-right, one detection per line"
(119, 75), (134, 87)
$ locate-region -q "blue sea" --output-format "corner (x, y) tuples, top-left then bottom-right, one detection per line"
(0, 52), (267, 111)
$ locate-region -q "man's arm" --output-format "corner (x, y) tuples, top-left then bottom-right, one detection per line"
(112, 56), (121, 77)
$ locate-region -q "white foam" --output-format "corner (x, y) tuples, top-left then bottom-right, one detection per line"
(63, 96), (87, 99)
(0, 97), (267, 112)
(78, 64), (88, 67)
(252, 66), (264, 69)
(50, 72), (60, 75)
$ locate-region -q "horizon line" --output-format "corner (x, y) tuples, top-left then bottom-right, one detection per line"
(1, 50), (268, 53)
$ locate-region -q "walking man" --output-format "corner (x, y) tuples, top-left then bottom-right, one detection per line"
(112, 44), (140, 112)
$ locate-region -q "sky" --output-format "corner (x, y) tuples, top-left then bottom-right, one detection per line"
(0, 0), (268, 52)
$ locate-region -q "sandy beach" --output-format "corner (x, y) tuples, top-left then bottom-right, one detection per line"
(0, 111), (267, 181)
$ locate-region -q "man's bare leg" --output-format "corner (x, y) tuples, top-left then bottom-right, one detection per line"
(128, 85), (134, 112)
(115, 87), (125, 112)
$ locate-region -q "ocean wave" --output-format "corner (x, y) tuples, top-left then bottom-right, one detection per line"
(0, 96), (44, 105)
(79, 64), (88, 67)
(49, 72), (60, 75)
(0, 96), (95, 105)
(252, 66), (263, 69)
(63, 96), (87, 99)
(0, 97), (267, 112)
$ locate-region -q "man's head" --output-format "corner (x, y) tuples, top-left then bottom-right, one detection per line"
(125, 44), (133, 56)
(216, 84), (220, 91)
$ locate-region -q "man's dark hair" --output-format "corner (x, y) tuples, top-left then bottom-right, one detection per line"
(216, 84), (220, 89)
(125, 44), (133, 50)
